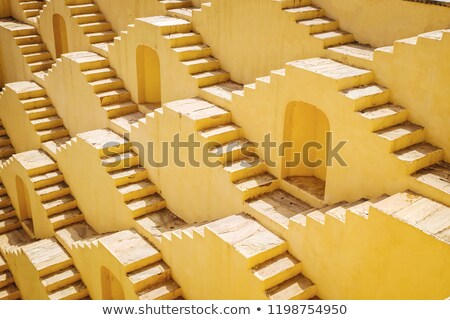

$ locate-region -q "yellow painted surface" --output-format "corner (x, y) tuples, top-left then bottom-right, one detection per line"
(0, 0), (448, 301)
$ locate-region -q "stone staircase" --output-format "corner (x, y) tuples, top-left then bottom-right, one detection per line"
(161, 97), (280, 201)
(0, 183), (20, 235)
(18, 0), (46, 25)
(66, 0), (117, 56)
(6, 81), (71, 156)
(56, 51), (144, 135)
(279, 0), (376, 69)
(0, 18), (54, 79)
(0, 252), (21, 300)
(21, 238), (89, 299)
(83, 129), (171, 221)
(207, 214), (317, 299)
(0, 119), (16, 162)
(100, 229), (182, 300)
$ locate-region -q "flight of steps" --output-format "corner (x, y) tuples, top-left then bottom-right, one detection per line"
(67, 0), (118, 56)
(21, 238), (89, 299)
(94, 130), (167, 219)
(208, 214), (317, 299)
(34, 156), (85, 232)
(0, 184), (20, 235)
(18, 0), (46, 25)
(163, 97), (279, 201)
(0, 252), (21, 300)
(0, 119), (15, 162)
(14, 81), (71, 155)
(0, 18), (54, 79)
(100, 229), (182, 299)
(281, 0), (375, 68)
(161, 0), (201, 22)
(70, 52), (144, 135)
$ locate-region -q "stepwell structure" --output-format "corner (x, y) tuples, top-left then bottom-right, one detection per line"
(0, 0), (449, 300)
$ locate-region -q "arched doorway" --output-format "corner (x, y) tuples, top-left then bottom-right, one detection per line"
(136, 45), (161, 106)
(53, 14), (68, 58)
(101, 266), (125, 300)
(282, 101), (330, 201)
(16, 176), (35, 235)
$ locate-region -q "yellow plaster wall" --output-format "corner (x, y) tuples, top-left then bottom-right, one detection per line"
(56, 135), (135, 233)
(286, 208), (450, 299)
(0, 0), (10, 18)
(108, 17), (199, 105)
(374, 32), (450, 161)
(0, 84), (42, 152)
(314, 0), (450, 47)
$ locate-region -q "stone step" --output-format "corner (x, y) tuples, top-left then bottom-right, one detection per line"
(14, 34), (42, 45)
(90, 77), (124, 93)
(31, 116), (64, 131)
(159, 0), (192, 10)
(165, 32), (203, 48)
(48, 280), (88, 300)
(72, 12), (106, 24)
(21, 95), (52, 109)
(82, 67), (116, 82)
(127, 194), (166, 218)
(395, 142), (443, 174)
(86, 30), (117, 44)
(167, 7), (196, 21)
(327, 43), (375, 64)
(252, 252), (302, 290)
(43, 195), (77, 216)
(210, 139), (251, 164)
(49, 209), (84, 230)
(97, 89), (131, 106)
(182, 56), (220, 74)
(284, 5), (324, 20)
(138, 279), (182, 300)
(0, 195), (12, 208)
(118, 181), (158, 202)
(267, 274), (317, 300)
(0, 284), (20, 300)
(25, 106), (57, 120)
(24, 9), (40, 18)
(102, 151), (140, 172)
(198, 124), (241, 145)
(109, 166), (149, 187)
(199, 81), (244, 108)
(18, 42), (47, 54)
(22, 238), (73, 277)
(103, 101), (138, 118)
(79, 21), (112, 34)
(173, 44), (211, 61)
(207, 214), (288, 267)
(313, 29), (354, 47)
(0, 145), (15, 159)
(358, 104), (408, 131)
(223, 157), (267, 182)
(37, 126), (69, 142)
(100, 230), (161, 273)
(376, 122), (425, 152)
(0, 254), (7, 272)
(68, 3), (100, 16)
(341, 84), (390, 111)
(246, 189), (312, 235)
(412, 162), (450, 206)
(0, 135), (11, 147)
(36, 182), (71, 202)
(41, 266), (81, 293)
(192, 70), (230, 88)
(0, 270), (14, 288)
(298, 17), (338, 34)
(0, 206), (16, 222)
(235, 173), (280, 200)
(128, 261), (171, 292)
(23, 51), (52, 63)
(28, 59), (53, 72)
(30, 170), (64, 189)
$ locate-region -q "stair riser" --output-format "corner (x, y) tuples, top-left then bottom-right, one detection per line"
(73, 13), (106, 24)
(80, 22), (112, 34)
(167, 11), (193, 22)
(46, 201), (78, 216)
(121, 185), (158, 202)
(83, 69), (116, 82)
(44, 273), (81, 293)
(27, 108), (57, 120)
(361, 110), (409, 132)
(15, 35), (42, 45)
(195, 73), (231, 88)
(33, 175), (65, 189)
(69, 5), (100, 16)
(199, 128), (242, 146)
(33, 119), (64, 131)
(167, 34), (203, 48)
(281, 180), (325, 208)
(281, 0), (313, 9)
(380, 129), (425, 153)
(25, 53), (52, 63)
(289, 8), (324, 21)
(91, 80), (124, 94)
(51, 213), (85, 230)
(103, 156), (140, 172)
(39, 188), (72, 203)
(401, 150), (444, 175)
(240, 180), (280, 201)
(98, 92), (131, 106)
(20, 2), (45, 10)
(185, 60), (221, 74)
(319, 33), (355, 47)
(87, 33), (116, 44)
(19, 44), (48, 54)
(132, 270), (171, 292)
(0, 210), (16, 221)
(229, 162), (267, 183)
(112, 171), (149, 187)
(39, 129), (70, 142)
(176, 48), (212, 61)
(161, 1), (192, 10)
(131, 200), (167, 219)
(301, 21), (339, 34)
(257, 263), (303, 291)
(0, 221), (21, 234)
(29, 62), (53, 73)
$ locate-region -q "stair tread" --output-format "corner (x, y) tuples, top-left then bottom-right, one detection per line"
(41, 266), (79, 288)
(413, 162), (450, 195)
(289, 58), (371, 80)
(342, 84), (388, 100)
(235, 173), (278, 191)
(253, 252), (300, 281)
(247, 190), (313, 228)
(48, 280), (87, 300)
(138, 279), (180, 300)
(135, 208), (186, 241)
(199, 124), (240, 140)
(100, 230), (159, 268)
(267, 274), (315, 300)
(359, 104), (406, 120)
(118, 180), (155, 195)
(128, 261), (170, 285)
(43, 195), (76, 209)
(48, 208), (83, 224)
(376, 122), (423, 141)
(36, 182), (69, 196)
(201, 81), (244, 102)
(207, 214), (285, 260)
(127, 194), (165, 210)
(21, 238), (71, 273)
(0, 284), (19, 299)
(328, 42), (375, 61)
(395, 142), (441, 162)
